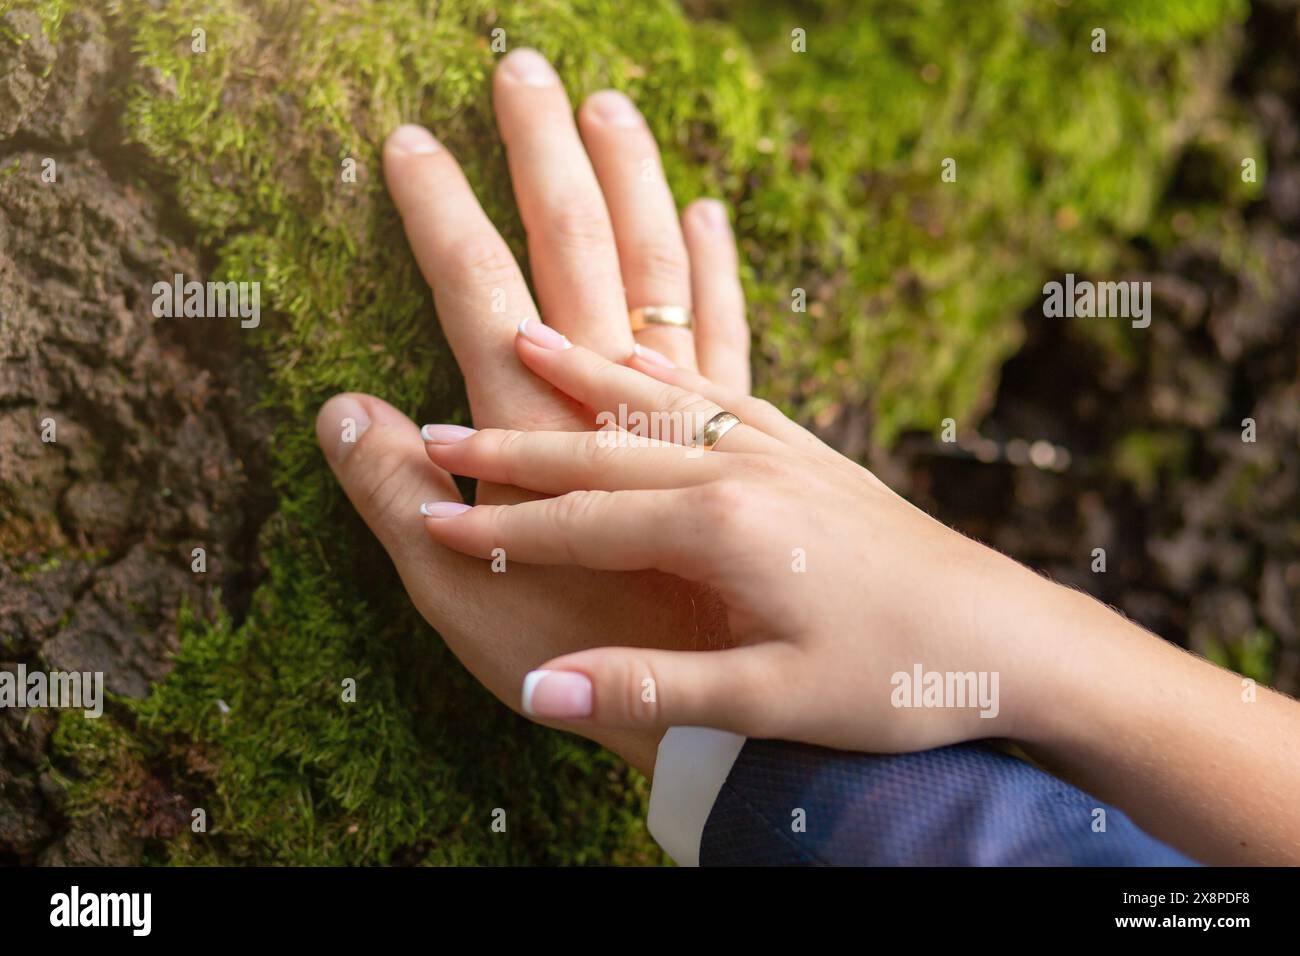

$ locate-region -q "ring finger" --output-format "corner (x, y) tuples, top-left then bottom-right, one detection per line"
(579, 90), (697, 370)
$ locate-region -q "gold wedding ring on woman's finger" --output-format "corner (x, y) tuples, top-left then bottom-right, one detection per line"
(629, 305), (693, 332)
(696, 411), (742, 451)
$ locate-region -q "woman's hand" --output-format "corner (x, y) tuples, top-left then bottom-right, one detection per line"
(418, 326), (1069, 754)
(421, 327), (1300, 865)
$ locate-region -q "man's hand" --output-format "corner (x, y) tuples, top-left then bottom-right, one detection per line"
(314, 49), (750, 777)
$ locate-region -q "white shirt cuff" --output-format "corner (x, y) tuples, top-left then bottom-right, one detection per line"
(646, 727), (747, 867)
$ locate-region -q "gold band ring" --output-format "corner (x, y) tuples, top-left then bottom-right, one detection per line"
(696, 411), (742, 451)
(629, 305), (693, 332)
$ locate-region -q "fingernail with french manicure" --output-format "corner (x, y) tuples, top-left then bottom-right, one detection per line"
(421, 424), (477, 443)
(521, 670), (593, 719)
(633, 342), (675, 368)
(419, 501), (472, 518)
(517, 317), (571, 350)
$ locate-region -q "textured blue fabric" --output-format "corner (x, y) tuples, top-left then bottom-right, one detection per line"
(699, 739), (1197, 866)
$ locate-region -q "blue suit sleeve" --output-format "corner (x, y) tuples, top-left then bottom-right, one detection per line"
(698, 739), (1197, 866)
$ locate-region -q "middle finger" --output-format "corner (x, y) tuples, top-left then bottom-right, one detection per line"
(493, 49), (632, 359)
(578, 90), (698, 370)
(423, 427), (731, 495)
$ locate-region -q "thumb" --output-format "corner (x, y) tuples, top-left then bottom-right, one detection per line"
(315, 391), (462, 563)
(520, 644), (791, 738)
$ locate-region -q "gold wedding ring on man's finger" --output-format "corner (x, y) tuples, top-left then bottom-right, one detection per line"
(629, 305), (693, 332)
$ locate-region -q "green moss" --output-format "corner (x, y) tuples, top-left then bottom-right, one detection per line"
(0, 0), (66, 45)
(106, 0), (723, 865)
(725, 0), (1255, 438)
(50, 708), (138, 818)
(35, 0), (1256, 863)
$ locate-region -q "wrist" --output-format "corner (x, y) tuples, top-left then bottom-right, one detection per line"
(1005, 579), (1163, 751)
(963, 557), (1125, 749)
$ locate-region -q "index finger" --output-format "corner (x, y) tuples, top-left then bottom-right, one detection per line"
(514, 324), (786, 456)
(382, 124), (562, 430)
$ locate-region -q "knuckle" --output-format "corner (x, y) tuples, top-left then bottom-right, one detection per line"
(554, 488), (609, 525)
(696, 480), (751, 536)
(353, 429), (415, 517)
(583, 429), (624, 467)
(446, 235), (518, 286)
(491, 427), (528, 457)
(602, 656), (662, 727)
(627, 238), (689, 290)
(486, 428), (528, 484)
(547, 203), (614, 250)
(478, 505), (510, 555)
(743, 398), (789, 429)
(737, 454), (785, 483)
(586, 352), (622, 383)
(651, 382), (706, 424)
(553, 489), (610, 562)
